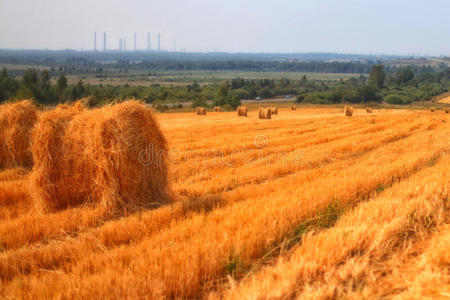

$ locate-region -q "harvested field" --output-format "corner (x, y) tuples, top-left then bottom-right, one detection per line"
(0, 106), (449, 299)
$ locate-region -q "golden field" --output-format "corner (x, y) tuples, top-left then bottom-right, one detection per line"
(0, 104), (449, 299)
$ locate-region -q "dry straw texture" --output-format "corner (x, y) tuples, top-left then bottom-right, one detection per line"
(196, 107), (207, 115)
(366, 107), (373, 113)
(270, 107), (278, 114)
(430, 107), (435, 112)
(291, 105), (296, 110)
(258, 107), (272, 119)
(0, 100), (39, 169)
(344, 105), (353, 116)
(237, 106), (247, 116)
(214, 106), (221, 112)
(30, 100), (169, 215)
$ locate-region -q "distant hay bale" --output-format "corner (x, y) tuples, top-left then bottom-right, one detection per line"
(291, 105), (296, 110)
(0, 100), (39, 169)
(430, 107), (435, 112)
(196, 107), (207, 115)
(445, 108), (449, 114)
(30, 101), (169, 215)
(258, 108), (271, 119)
(344, 105), (353, 116)
(214, 106), (221, 112)
(269, 107), (278, 115)
(366, 107), (373, 113)
(237, 106), (247, 117)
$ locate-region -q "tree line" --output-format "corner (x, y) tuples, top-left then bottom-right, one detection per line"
(0, 65), (448, 108)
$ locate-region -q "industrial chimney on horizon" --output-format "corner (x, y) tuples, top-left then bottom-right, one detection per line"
(103, 32), (106, 51)
(157, 33), (161, 51)
(147, 32), (151, 50)
(94, 32), (97, 51)
(134, 32), (137, 51)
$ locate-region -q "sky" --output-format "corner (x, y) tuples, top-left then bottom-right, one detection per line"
(0, 0), (449, 56)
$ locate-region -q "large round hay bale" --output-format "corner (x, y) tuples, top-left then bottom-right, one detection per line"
(445, 108), (449, 114)
(430, 107), (435, 112)
(269, 107), (278, 115)
(366, 107), (373, 113)
(0, 100), (39, 169)
(344, 105), (353, 116)
(30, 101), (169, 215)
(291, 105), (296, 111)
(214, 106), (221, 112)
(237, 106), (247, 117)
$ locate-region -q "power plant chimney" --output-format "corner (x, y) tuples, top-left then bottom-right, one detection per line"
(147, 32), (151, 50)
(124, 39), (126, 52)
(103, 32), (106, 51)
(157, 33), (161, 51)
(94, 32), (97, 51)
(134, 32), (137, 51)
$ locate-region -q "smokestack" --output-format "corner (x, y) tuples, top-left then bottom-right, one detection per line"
(174, 39), (176, 52)
(119, 39), (122, 52)
(94, 32), (97, 51)
(103, 32), (106, 51)
(157, 33), (161, 51)
(124, 39), (126, 52)
(134, 32), (137, 51)
(147, 32), (151, 50)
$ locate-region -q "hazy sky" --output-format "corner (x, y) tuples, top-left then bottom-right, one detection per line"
(0, 0), (449, 55)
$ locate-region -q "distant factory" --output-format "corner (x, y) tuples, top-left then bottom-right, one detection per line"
(93, 31), (172, 52)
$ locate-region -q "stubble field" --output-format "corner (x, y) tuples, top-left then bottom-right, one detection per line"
(0, 105), (449, 299)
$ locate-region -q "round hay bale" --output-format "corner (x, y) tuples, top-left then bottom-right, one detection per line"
(0, 100), (39, 169)
(258, 108), (271, 119)
(445, 108), (449, 114)
(269, 107), (278, 115)
(214, 106), (221, 112)
(30, 101), (170, 215)
(344, 105), (353, 116)
(237, 106), (247, 117)
(430, 107), (435, 112)
(291, 105), (296, 111)
(196, 107), (206, 115)
(366, 107), (373, 113)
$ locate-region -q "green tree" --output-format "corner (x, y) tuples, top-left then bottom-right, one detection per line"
(216, 81), (229, 99)
(228, 95), (241, 109)
(300, 75), (308, 86)
(356, 85), (379, 102)
(369, 65), (385, 89)
(39, 70), (51, 90)
(394, 67), (414, 85)
(22, 69), (38, 89)
(56, 73), (68, 100)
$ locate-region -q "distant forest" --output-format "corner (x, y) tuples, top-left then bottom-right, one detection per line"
(0, 65), (448, 108)
(0, 49), (447, 75)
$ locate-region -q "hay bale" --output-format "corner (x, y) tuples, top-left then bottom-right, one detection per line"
(237, 106), (247, 117)
(258, 108), (271, 119)
(214, 106), (221, 112)
(30, 101), (169, 215)
(291, 105), (296, 111)
(269, 107), (278, 115)
(445, 108), (449, 114)
(344, 105), (353, 116)
(196, 107), (207, 115)
(430, 107), (435, 112)
(0, 100), (39, 169)
(366, 107), (373, 113)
